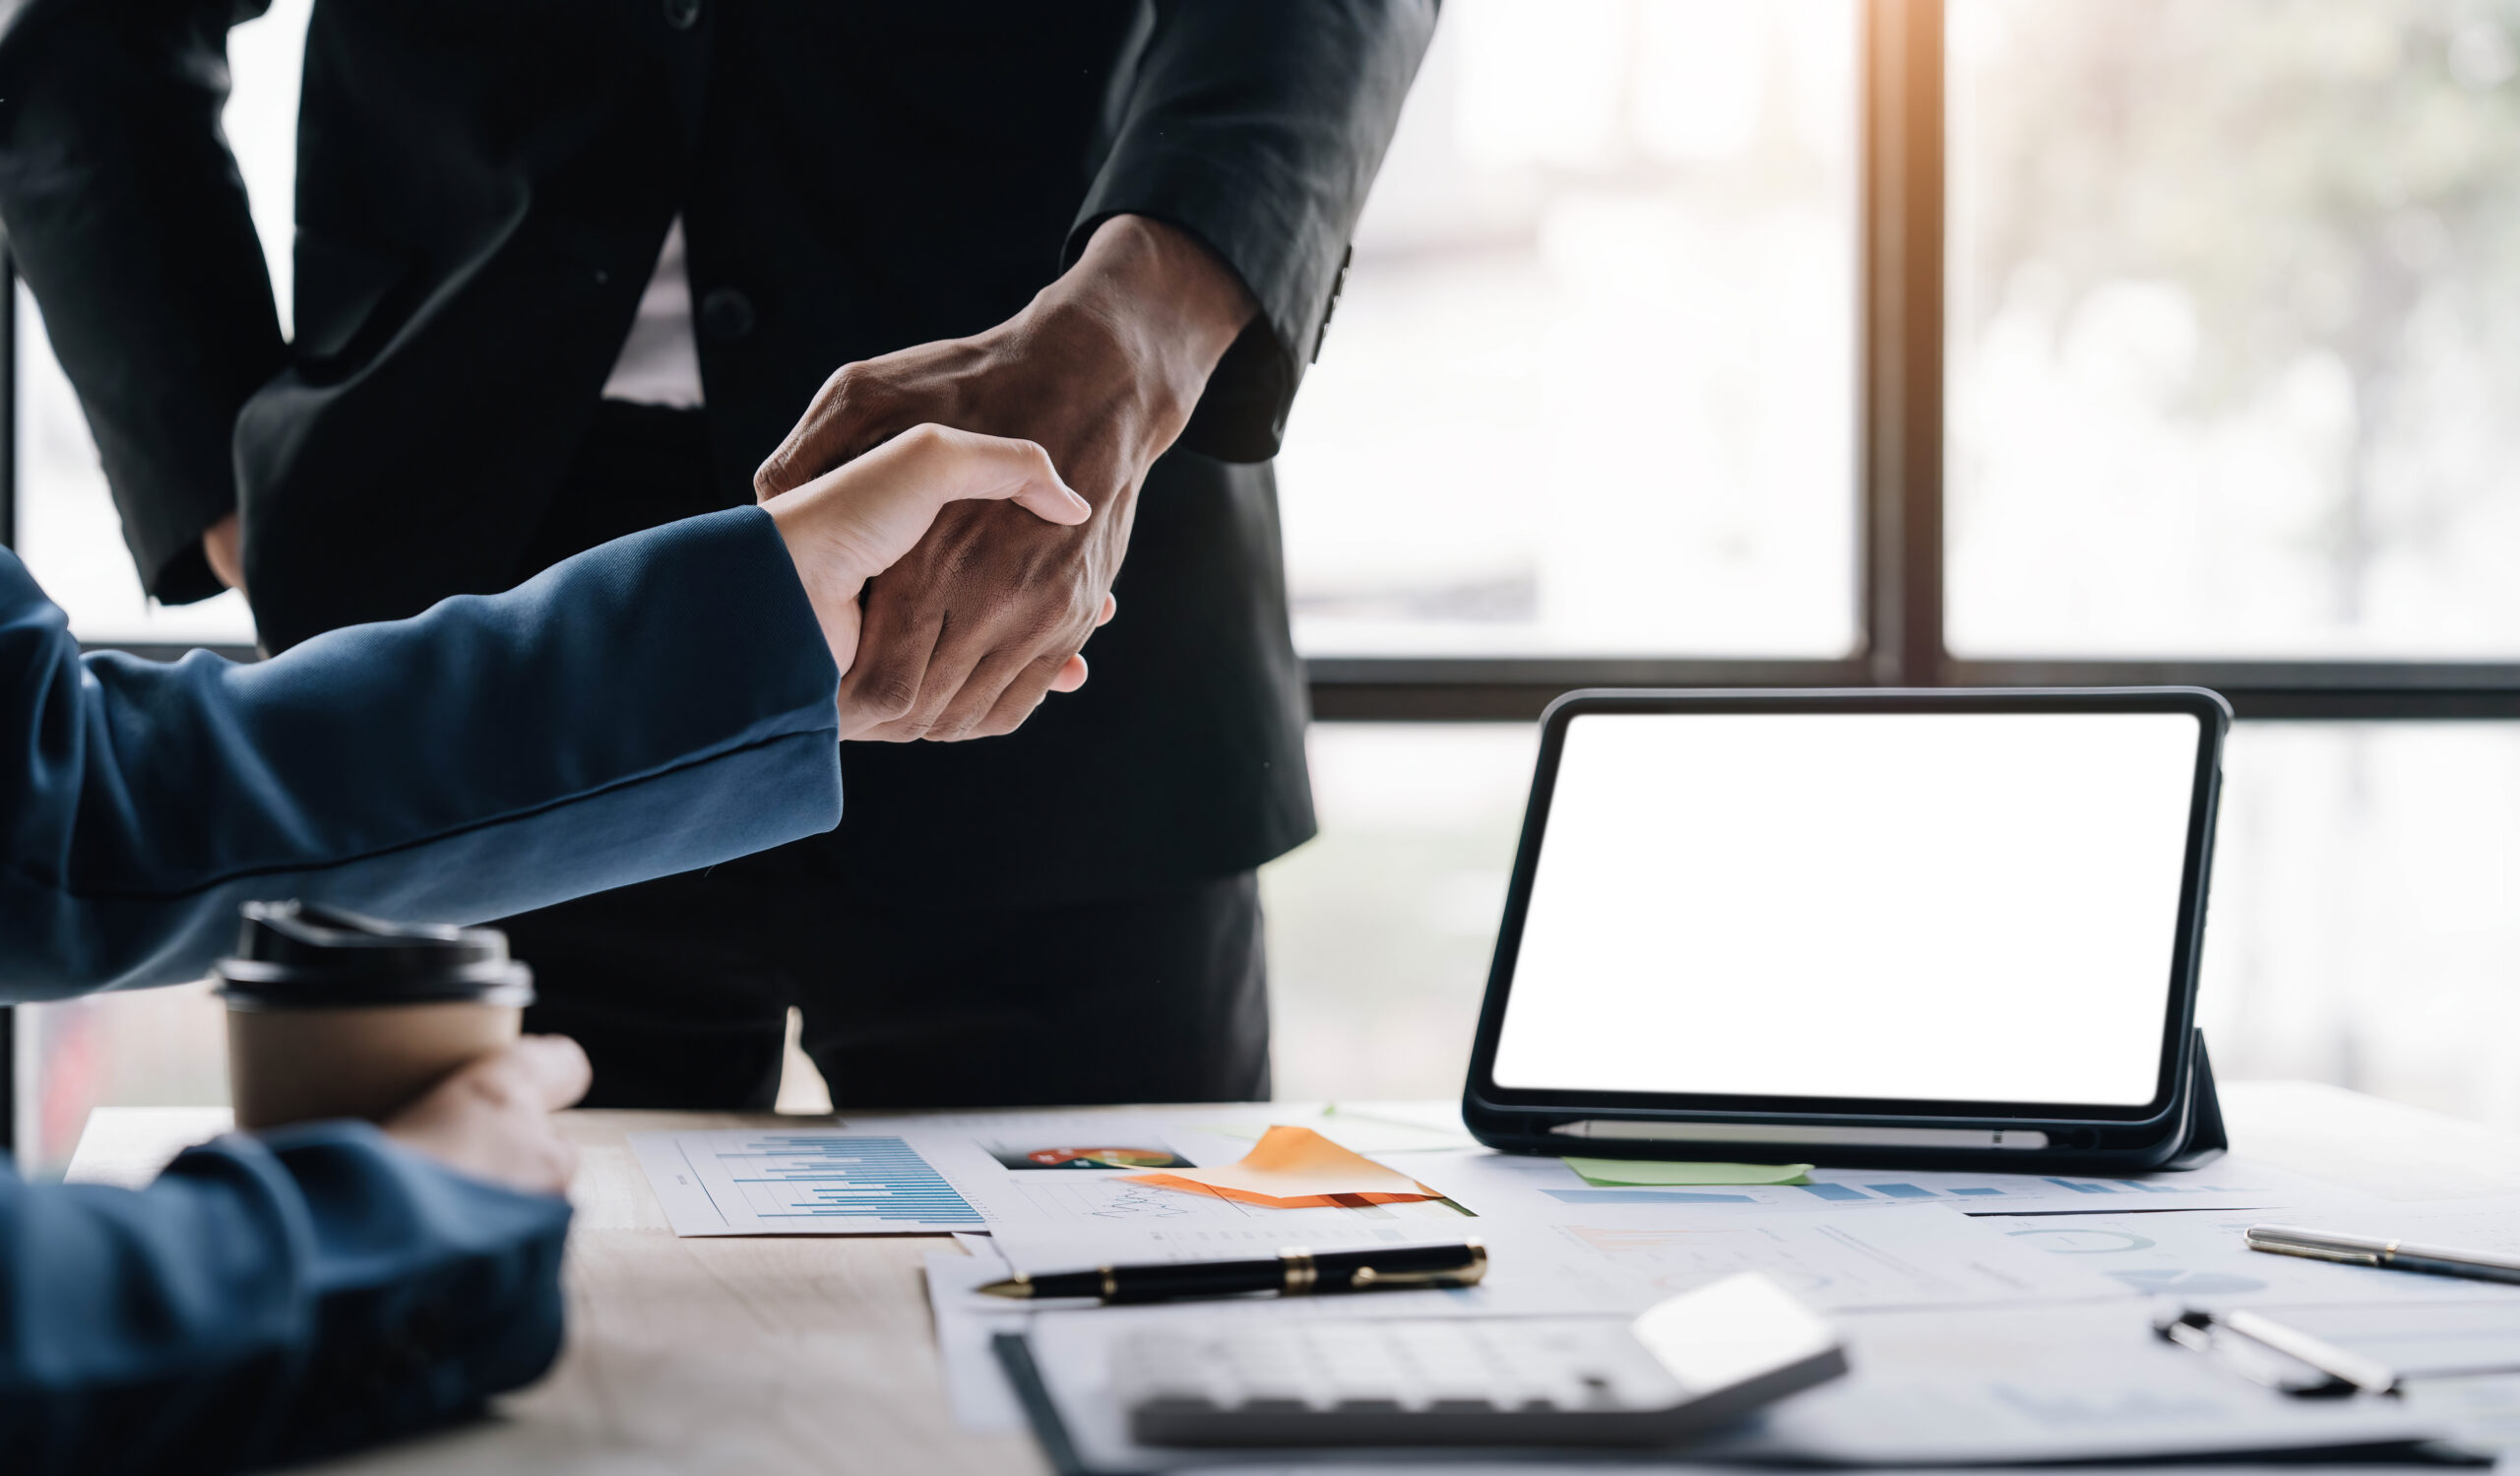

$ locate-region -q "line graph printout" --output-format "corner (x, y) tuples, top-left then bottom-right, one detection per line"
(632, 1131), (987, 1236)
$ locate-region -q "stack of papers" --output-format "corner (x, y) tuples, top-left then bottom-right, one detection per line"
(628, 1104), (2520, 1468)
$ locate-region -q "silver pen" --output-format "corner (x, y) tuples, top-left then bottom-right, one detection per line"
(2245, 1224), (2520, 1287)
(2155, 1307), (2395, 1397)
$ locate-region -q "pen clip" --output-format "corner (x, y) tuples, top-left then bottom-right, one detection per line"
(2156, 1308), (2399, 1398)
(1347, 1243), (1490, 1291)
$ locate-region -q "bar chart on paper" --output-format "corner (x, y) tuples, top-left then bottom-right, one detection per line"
(1794, 1165), (2301, 1211)
(630, 1130), (988, 1236)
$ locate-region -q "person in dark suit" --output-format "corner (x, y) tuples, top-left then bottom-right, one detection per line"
(0, 424), (1091, 1472)
(0, 1), (1437, 1111)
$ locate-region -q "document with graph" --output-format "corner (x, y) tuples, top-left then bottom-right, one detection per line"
(633, 1129), (992, 1235)
(1402, 1147), (2346, 1219)
(629, 1110), (1481, 1237)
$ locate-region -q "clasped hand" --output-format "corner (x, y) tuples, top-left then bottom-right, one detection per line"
(754, 215), (1256, 742)
(762, 424), (1108, 726)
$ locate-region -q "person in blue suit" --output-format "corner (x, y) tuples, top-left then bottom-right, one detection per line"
(0, 425), (1101, 1472)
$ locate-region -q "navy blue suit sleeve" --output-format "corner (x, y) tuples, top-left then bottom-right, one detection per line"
(0, 505), (842, 999)
(0, 505), (841, 1470)
(0, 1123), (572, 1473)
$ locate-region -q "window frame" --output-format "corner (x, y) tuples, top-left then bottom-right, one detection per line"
(1314, 0), (2520, 723)
(7, 0), (2520, 1149)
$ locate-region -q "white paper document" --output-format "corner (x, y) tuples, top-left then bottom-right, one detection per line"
(2275, 1194), (2520, 1253)
(630, 1103), (2354, 1241)
(943, 1204), (2134, 1455)
(633, 1110), (1481, 1238)
(631, 1129), (990, 1235)
(1403, 1146), (2353, 1219)
(1466, 1202), (2136, 1315)
(923, 1245), (1032, 1434)
(988, 1204), (2128, 1317)
(1990, 1206), (2520, 1307)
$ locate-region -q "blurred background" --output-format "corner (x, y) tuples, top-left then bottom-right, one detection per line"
(16, 0), (2520, 1168)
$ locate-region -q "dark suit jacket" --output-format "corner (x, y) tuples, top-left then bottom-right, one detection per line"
(0, 506), (843, 1469)
(0, 1), (1435, 902)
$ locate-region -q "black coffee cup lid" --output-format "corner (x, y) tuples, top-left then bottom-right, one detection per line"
(215, 901), (535, 1008)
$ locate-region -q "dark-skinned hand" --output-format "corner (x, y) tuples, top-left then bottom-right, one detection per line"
(753, 214), (1257, 740)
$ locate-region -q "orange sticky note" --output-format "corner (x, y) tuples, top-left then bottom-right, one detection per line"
(1121, 1125), (1441, 1208)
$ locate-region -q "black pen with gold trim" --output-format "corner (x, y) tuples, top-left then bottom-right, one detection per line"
(976, 1240), (1486, 1304)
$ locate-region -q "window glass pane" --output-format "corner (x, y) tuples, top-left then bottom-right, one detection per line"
(1948, 0), (2520, 658)
(2202, 722), (2520, 1132)
(12, 0), (306, 646)
(1262, 725), (1534, 1101)
(14, 985), (227, 1176)
(1280, 0), (1859, 658)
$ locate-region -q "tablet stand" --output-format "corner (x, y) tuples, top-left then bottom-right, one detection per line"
(2166, 1030), (2227, 1170)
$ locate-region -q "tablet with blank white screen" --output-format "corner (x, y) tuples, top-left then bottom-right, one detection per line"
(1465, 690), (2227, 1165)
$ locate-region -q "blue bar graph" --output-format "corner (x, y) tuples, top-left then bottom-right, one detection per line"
(1797, 1181), (2023, 1203)
(725, 1135), (982, 1225)
(1785, 1175), (2254, 1206)
(1546, 1188), (1760, 1205)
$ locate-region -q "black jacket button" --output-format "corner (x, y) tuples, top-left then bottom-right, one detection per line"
(699, 287), (756, 342)
(662, 0), (701, 31)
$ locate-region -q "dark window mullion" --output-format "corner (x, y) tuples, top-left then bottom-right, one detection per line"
(1864, 0), (1946, 689)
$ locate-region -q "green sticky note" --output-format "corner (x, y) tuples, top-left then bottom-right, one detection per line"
(1563, 1157), (1814, 1187)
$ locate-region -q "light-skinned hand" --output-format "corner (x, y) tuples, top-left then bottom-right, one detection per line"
(763, 422), (1113, 737)
(381, 1035), (593, 1197)
(752, 214), (1256, 742)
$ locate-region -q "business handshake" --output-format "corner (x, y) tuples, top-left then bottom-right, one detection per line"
(763, 424), (1116, 739)
(752, 214), (1257, 744)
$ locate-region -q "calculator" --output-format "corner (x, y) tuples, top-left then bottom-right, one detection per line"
(1109, 1271), (1848, 1447)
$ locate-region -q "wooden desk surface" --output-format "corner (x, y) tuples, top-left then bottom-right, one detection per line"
(65, 1084), (2520, 1475)
(294, 1109), (1050, 1476)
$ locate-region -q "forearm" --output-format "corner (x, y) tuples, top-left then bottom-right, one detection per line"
(0, 507), (842, 998)
(0, 1123), (569, 1474)
(0, 0), (285, 601)
(1073, 0), (1437, 460)
(1043, 216), (1257, 455)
